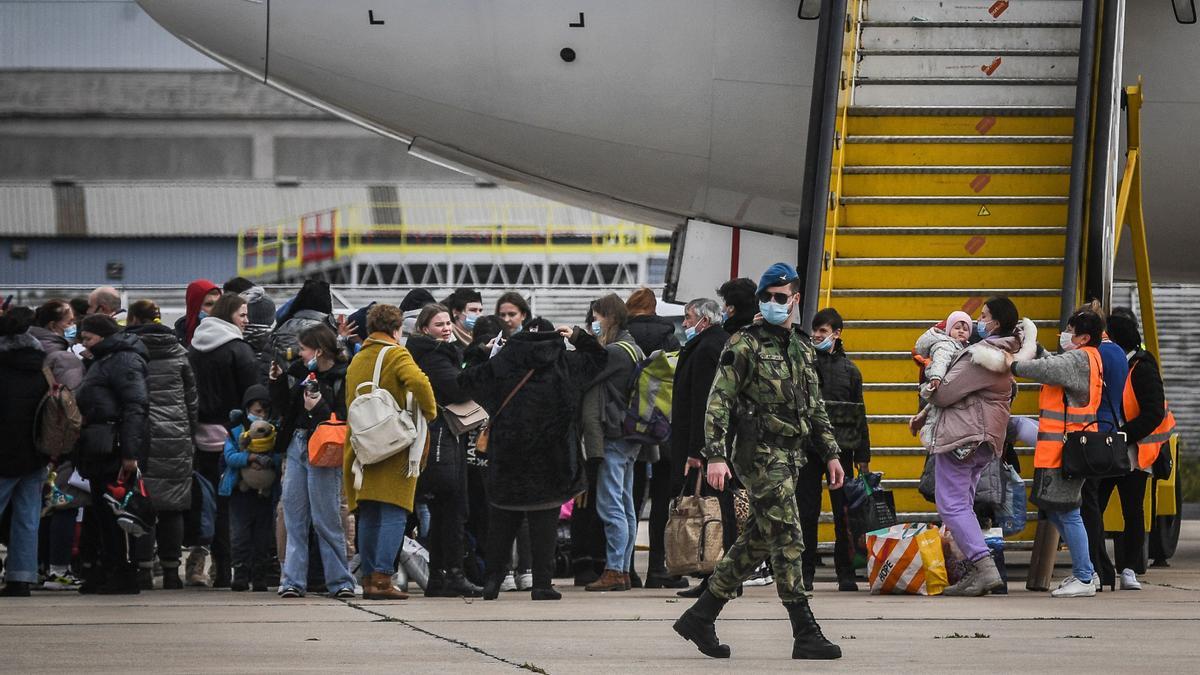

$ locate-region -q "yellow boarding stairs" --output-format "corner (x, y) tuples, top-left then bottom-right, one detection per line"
(812, 0), (1088, 544)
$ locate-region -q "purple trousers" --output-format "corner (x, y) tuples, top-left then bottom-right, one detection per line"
(933, 446), (993, 563)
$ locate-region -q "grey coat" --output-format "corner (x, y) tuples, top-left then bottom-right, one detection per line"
(128, 323), (199, 511)
(29, 326), (84, 391)
(581, 330), (654, 461)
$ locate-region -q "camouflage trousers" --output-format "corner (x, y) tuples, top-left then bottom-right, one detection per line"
(708, 448), (808, 603)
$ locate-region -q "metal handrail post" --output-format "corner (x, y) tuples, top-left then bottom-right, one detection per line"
(1060, 0), (1099, 327)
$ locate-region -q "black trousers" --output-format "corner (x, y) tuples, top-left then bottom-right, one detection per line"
(632, 457), (674, 574)
(420, 449), (470, 573)
(570, 459), (606, 576)
(485, 506), (558, 589)
(797, 454), (856, 577)
(463, 463), (490, 583)
(193, 451), (230, 572)
(230, 490), (274, 584)
(1081, 471), (1149, 582)
(87, 479), (136, 580)
(134, 509), (185, 570)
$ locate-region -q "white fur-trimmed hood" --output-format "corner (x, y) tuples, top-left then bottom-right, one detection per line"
(969, 318), (1038, 373)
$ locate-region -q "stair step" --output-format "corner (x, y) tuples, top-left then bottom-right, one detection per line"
(862, 21), (1081, 29)
(842, 173), (1069, 196)
(849, 106), (1074, 116)
(859, 54), (1077, 80)
(823, 288), (1063, 320)
(847, 114), (1073, 135)
(831, 286), (1063, 296)
(861, 25), (1081, 51)
(835, 229), (1064, 258)
(840, 226), (1066, 233)
(844, 137), (1072, 167)
(831, 260), (1064, 289)
(859, 48), (1080, 57)
(854, 82), (1075, 107)
(840, 196), (1067, 205)
(843, 201), (1067, 227)
(861, 388), (1040, 416)
(847, 135), (1071, 144)
(862, 1), (1083, 24)
(843, 166), (1070, 174)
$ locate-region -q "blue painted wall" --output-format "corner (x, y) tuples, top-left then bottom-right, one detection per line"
(1, 238), (237, 285)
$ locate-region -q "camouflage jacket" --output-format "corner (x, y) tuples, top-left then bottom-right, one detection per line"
(703, 323), (840, 467)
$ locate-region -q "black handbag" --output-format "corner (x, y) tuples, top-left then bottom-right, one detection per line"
(1060, 388), (1130, 480)
(848, 472), (897, 538)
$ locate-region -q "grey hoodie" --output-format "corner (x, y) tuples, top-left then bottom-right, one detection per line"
(28, 325), (84, 391)
(190, 317), (244, 353)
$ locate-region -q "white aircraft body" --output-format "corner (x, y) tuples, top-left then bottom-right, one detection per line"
(137, 1), (1199, 280)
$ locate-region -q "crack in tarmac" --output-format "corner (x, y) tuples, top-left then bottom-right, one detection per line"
(340, 600), (548, 673)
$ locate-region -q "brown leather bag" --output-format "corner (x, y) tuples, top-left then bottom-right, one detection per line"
(474, 369), (534, 454)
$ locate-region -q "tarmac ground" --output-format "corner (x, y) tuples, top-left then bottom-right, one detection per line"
(2, 521), (1198, 674)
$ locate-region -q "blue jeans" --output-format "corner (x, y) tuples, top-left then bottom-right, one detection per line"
(597, 439), (639, 572)
(1048, 507), (1094, 583)
(280, 430), (354, 594)
(356, 500), (408, 576)
(0, 467), (47, 584)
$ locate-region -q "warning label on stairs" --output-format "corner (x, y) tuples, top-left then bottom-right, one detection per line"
(978, 205), (991, 217)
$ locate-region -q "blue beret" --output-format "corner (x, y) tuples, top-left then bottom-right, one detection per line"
(757, 262), (799, 294)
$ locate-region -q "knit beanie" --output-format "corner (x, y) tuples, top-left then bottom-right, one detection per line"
(79, 313), (120, 339)
(945, 310), (973, 334)
(239, 286), (277, 327)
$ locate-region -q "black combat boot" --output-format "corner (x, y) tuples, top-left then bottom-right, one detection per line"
(672, 590), (731, 658)
(443, 568), (484, 598)
(785, 600), (841, 660)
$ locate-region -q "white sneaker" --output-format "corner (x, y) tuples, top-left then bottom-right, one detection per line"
(1052, 576), (1097, 598)
(742, 563), (774, 587)
(500, 572), (517, 592)
(1120, 569), (1142, 591)
(42, 571), (82, 591)
(516, 572), (533, 591)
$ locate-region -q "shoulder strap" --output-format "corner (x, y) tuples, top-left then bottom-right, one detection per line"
(494, 369), (535, 419)
(372, 345), (395, 387)
(615, 341), (639, 363)
(42, 366), (58, 390)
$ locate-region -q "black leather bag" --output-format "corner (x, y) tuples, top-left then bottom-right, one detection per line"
(1060, 390), (1130, 480)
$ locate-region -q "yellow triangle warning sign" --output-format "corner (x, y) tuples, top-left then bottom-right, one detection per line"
(978, 205), (991, 217)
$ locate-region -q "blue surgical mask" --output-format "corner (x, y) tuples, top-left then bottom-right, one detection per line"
(463, 314), (479, 330)
(682, 326), (698, 345)
(246, 414), (262, 424)
(814, 336), (835, 352)
(63, 325), (78, 341)
(305, 357), (318, 371)
(976, 318), (990, 338)
(591, 320), (603, 337)
(758, 301), (791, 326)
(720, 311), (729, 323)
(198, 310), (208, 321)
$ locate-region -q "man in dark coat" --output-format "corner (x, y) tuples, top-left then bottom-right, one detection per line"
(76, 314), (151, 594)
(800, 308), (870, 591)
(0, 308), (51, 597)
(717, 278), (757, 334)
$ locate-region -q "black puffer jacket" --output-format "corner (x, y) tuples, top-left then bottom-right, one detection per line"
(76, 332), (150, 474)
(0, 332), (49, 478)
(270, 360), (348, 454)
(459, 329), (607, 510)
(408, 335), (469, 492)
(627, 315), (680, 354)
(813, 339), (870, 463)
(669, 325), (728, 477)
(128, 323), (199, 510)
(188, 318), (259, 426)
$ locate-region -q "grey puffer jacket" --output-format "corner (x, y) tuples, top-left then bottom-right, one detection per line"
(922, 319), (1038, 456)
(127, 323), (199, 511)
(29, 326), (84, 391)
(914, 326), (964, 383)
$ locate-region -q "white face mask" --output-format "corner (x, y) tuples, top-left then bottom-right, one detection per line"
(1060, 332), (1078, 352)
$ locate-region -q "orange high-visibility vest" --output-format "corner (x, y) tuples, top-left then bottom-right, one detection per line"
(1034, 346), (1103, 469)
(1122, 360), (1177, 469)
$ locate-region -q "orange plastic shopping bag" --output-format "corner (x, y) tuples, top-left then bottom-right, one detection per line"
(865, 523), (948, 595)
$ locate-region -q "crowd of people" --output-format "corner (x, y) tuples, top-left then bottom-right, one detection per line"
(0, 269), (1176, 622)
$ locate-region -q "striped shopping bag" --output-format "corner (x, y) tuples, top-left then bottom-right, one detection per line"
(865, 523), (949, 596)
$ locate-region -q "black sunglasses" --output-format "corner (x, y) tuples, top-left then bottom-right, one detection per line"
(757, 291), (791, 305)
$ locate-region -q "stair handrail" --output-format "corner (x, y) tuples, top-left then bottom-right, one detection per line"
(1080, 0), (1128, 310)
(1060, 0), (1101, 327)
(798, 0), (856, 326)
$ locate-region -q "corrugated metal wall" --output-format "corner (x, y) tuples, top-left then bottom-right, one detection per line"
(1114, 283), (1199, 456)
(0, 238), (236, 285)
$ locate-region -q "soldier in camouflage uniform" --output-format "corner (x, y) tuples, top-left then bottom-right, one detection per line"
(673, 262), (844, 661)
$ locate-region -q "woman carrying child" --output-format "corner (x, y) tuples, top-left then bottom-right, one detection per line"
(915, 297), (1038, 596)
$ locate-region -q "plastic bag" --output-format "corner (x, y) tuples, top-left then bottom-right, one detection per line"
(398, 536), (430, 590)
(865, 523), (948, 595)
(995, 463), (1028, 537)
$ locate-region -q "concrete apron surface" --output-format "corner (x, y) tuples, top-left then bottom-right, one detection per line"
(2, 522), (1198, 674)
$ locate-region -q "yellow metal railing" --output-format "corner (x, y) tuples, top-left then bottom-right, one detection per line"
(819, 0), (863, 308)
(236, 202), (669, 279)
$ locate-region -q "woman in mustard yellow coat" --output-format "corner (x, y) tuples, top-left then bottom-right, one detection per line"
(343, 304), (436, 599)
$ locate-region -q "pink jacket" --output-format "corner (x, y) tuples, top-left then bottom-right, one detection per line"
(921, 319), (1038, 456)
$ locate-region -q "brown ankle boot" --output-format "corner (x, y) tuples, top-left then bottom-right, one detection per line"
(363, 572), (409, 600)
(586, 569), (628, 592)
(622, 573), (632, 590)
